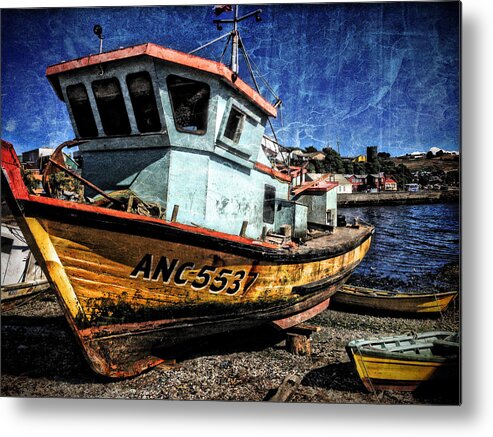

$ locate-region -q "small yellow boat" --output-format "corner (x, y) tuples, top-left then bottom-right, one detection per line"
(346, 331), (459, 392)
(332, 284), (458, 315)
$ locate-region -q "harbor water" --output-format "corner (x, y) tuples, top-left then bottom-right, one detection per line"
(339, 203), (460, 287)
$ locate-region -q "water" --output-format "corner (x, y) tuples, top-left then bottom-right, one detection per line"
(339, 203), (460, 285)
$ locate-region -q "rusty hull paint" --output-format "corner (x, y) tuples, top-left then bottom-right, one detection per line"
(270, 298), (331, 330)
(2, 139), (373, 378)
(19, 212), (370, 377)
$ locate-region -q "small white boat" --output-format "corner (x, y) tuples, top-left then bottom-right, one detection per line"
(1, 221), (50, 310)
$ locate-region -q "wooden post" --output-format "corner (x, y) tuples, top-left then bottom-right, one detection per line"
(171, 205), (179, 222)
(265, 374), (301, 402)
(240, 220), (248, 237)
(286, 333), (312, 356)
(126, 195), (134, 213)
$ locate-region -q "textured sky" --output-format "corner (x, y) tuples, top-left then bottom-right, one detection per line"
(1, 2), (460, 156)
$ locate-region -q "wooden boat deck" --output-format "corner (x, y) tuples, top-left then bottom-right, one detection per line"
(294, 226), (372, 255)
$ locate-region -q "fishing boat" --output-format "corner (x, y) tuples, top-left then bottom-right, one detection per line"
(346, 331), (459, 392)
(331, 284), (458, 315)
(1, 220), (50, 311)
(1, 7), (374, 377)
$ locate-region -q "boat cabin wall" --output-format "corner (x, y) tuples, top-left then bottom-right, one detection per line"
(51, 55), (299, 239)
(298, 190), (338, 229)
(152, 59), (269, 167)
(57, 58), (171, 203)
(273, 200), (308, 239)
(59, 58), (167, 140)
(55, 55), (269, 187)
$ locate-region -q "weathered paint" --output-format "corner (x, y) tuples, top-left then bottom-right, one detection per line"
(346, 332), (459, 392)
(2, 139), (374, 377)
(350, 352), (457, 392)
(51, 53), (294, 238)
(0, 279), (50, 312)
(299, 188), (338, 227)
(23, 212), (371, 377)
(46, 43), (277, 117)
(271, 298), (330, 330)
(1, 224), (44, 285)
(332, 285), (458, 314)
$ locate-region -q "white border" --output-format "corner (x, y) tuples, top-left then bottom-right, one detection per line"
(1, 0), (491, 435)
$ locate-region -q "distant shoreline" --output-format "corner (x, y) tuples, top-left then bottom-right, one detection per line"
(337, 190), (459, 207)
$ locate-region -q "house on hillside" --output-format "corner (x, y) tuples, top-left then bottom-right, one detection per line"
(405, 183), (420, 192)
(409, 151), (426, 159)
(290, 150), (325, 162)
(367, 172), (385, 191)
(306, 173), (352, 194)
(345, 174), (368, 192)
(304, 151), (326, 161)
(332, 174), (353, 194)
(21, 147), (54, 170)
(384, 176), (398, 191)
(352, 154), (367, 163)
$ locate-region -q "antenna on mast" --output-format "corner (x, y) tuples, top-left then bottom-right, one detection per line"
(189, 5), (282, 154)
(93, 24), (104, 54)
(189, 5), (262, 75)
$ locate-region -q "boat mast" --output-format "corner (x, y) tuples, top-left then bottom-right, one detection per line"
(212, 5), (262, 74)
(231, 6), (239, 74)
(189, 6), (290, 175)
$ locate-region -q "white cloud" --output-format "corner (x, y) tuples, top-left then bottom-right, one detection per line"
(5, 119), (16, 133)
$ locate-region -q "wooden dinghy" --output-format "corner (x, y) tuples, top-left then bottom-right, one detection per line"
(331, 284), (458, 315)
(1, 8), (374, 378)
(1, 279), (50, 311)
(346, 331), (459, 392)
(1, 222), (50, 311)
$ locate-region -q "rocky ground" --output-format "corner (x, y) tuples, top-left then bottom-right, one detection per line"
(1, 265), (460, 405)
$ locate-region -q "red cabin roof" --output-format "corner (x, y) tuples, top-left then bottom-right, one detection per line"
(46, 42), (277, 118)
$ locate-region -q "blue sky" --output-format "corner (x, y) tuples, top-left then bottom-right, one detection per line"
(1, 2), (460, 156)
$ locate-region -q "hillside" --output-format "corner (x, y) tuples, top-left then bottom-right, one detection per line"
(390, 155), (460, 173)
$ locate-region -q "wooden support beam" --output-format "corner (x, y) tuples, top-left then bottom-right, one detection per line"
(265, 374), (301, 402)
(240, 220), (248, 237)
(261, 225), (268, 241)
(156, 359), (178, 370)
(286, 333), (312, 356)
(171, 205), (179, 222)
(287, 323), (321, 336)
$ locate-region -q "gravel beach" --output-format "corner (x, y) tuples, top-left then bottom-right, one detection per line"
(1, 276), (460, 405)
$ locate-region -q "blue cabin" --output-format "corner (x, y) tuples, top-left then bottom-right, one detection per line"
(46, 43), (335, 241)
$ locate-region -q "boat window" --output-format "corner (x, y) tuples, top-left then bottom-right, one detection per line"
(167, 74), (210, 135)
(263, 185), (276, 224)
(126, 72), (162, 133)
(92, 78), (131, 136)
(1, 236), (13, 255)
(224, 107), (245, 143)
(66, 83), (98, 138)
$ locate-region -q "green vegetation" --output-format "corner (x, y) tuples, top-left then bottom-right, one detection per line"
(21, 168), (39, 194)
